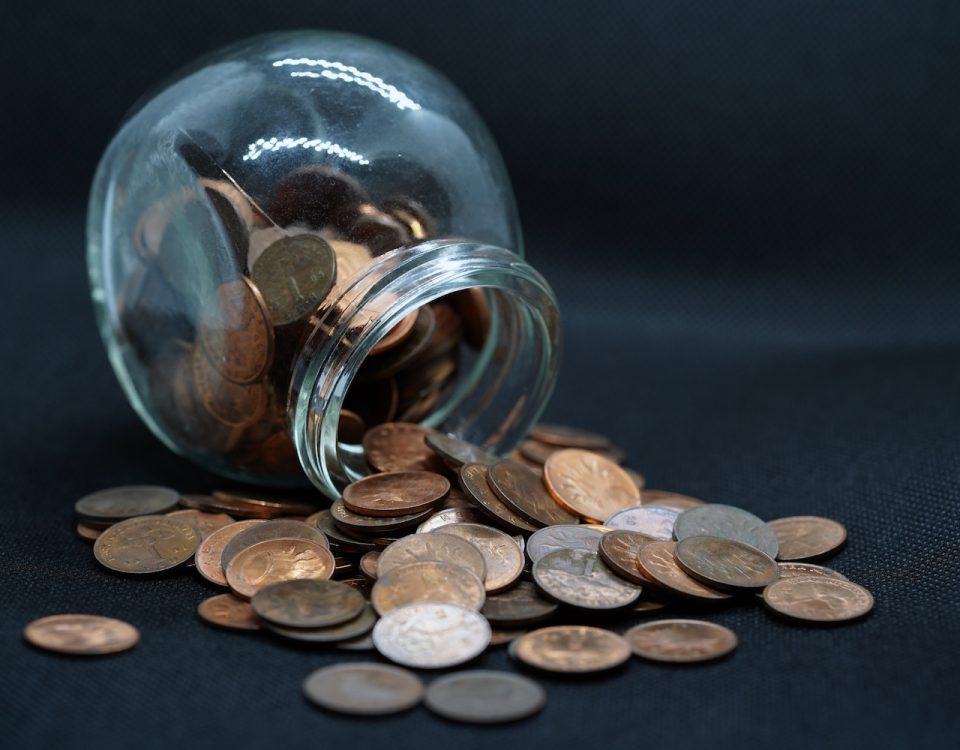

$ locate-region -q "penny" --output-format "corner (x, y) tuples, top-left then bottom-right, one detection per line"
(598, 530), (656, 586)
(359, 306), (437, 382)
(359, 550), (380, 579)
(432, 523), (524, 593)
(488, 460), (577, 527)
(424, 671), (546, 724)
(196, 593), (261, 631)
(303, 663), (423, 716)
(533, 549), (641, 609)
(330, 499), (434, 533)
(768, 516), (848, 561)
(341, 471), (450, 517)
(512, 626), (630, 673)
(528, 424), (611, 450)
(195, 519), (266, 586)
(371, 560), (486, 615)
(23, 614), (139, 656)
(207, 491), (317, 519)
(376, 533), (486, 581)
(480, 580), (558, 627)
(94, 515), (200, 574)
(625, 619), (738, 663)
(369, 310), (418, 356)
(604, 505), (680, 540)
(190, 349), (268, 427)
(76, 485), (180, 523)
(337, 633), (376, 651)
(196, 277), (273, 384)
(338, 409), (367, 444)
(637, 541), (731, 600)
(220, 519), (330, 569)
(166, 509), (235, 539)
(674, 504), (779, 559)
(762, 576), (874, 623)
(251, 234), (336, 325)
(489, 629), (527, 646)
(265, 603), (377, 644)
(251, 579), (364, 628)
(363, 422), (445, 473)
(544, 449), (640, 523)
(641, 489), (705, 510)
(517, 439), (560, 465)
(426, 433), (500, 467)
(526, 524), (606, 563)
(372, 602), (491, 669)
(776, 562), (848, 581)
(225, 538), (335, 599)
(675, 536), (779, 591)
(76, 522), (101, 542)
(416, 507), (489, 533)
(459, 463), (538, 534)
(312, 509), (378, 553)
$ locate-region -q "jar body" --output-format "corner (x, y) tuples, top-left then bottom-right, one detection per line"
(87, 31), (560, 497)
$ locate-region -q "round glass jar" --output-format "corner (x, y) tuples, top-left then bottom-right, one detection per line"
(87, 31), (560, 498)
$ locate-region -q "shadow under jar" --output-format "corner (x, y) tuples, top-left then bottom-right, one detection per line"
(87, 31), (561, 498)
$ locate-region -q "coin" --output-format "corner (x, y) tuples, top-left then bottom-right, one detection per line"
(196, 593), (261, 631)
(598, 530), (656, 586)
(512, 626), (630, 673)
(196, 277), (273, 383)
(23, 614), (140, 656)
(75, 485), (180, 523)
(489, 629), (527, 646)
(195, 519), (266, 586)
(432, 523), (524, 593)
(533, 549), (641, 609)
(488, 460), (577, 527)
(251, 234), (336, 325)
(190, 349), (268, 427)
(330, 499), (434, 533)
(250, 579), (363, 628)
(480, 580), (558, 627)
(371, 560), (486, 615)
(337, 409), (367, 444)
(341, 471), (450, 517)
(425, 433), (499, 467)
(424, 671), (546, 724)
(166, 509), (235, 539)
(767, 516), (848, 561)
(225, 538), (335, 599)
(220, 519), (330, 569)
(76, 522), (101, 542)
(458, 463), (538, 534)
(517, 439), (560, 465)
(624, 468), (646, 490)
(526, 524), (606, 563)
(337, 633), (376, 651)
(94, 515), (200, 574)
(762, 576), (874, 623)
(675, 536), (779, 591)
(376, 533), (486, 581)
(637, 541), (731, 600)
(604, 505), (679, 539)
(372, 602), (491, 669)
(543, 449), (640, 523)
(363, 422), (445, 473)
(528, 424), (610, 450)
(673, 504), (779, 559)
(207, 490), (317, 519)
(416, 506), (489, 533)
(625, 619), (738, 663)
(359, 550), (380, 579)
(641, 489), (705, 510)
(266, 602), (377, 643)
(312, 509), (378, 552)
(303, 663), (423, 716)
(776, 562), (849, 581)
(369, 310), (418, 356)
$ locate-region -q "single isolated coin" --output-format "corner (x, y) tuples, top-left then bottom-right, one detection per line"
(637, 541), (732, 601)
(767, 516), (848, 561)
(512, 625), (631, 673)
(24, 614), (139, 656)
(195, 519), (266, 587)
(376, 533), (486, 582)
(197, 593), (261, 631)
(527, 524), (606, 563)
(303, 663), (423, 716)
(488, 460), (577, 527)
(432, 523), (524, 594)
(604, 505), (679, 540)
(225, 538), (335, 599)
(251, 579), (365, 628)
(762, 576), (874, 623)
(625, 619), (738, 663)
(458, 463), (538, 534)
(543, 449), (640, 523)
(481, 580), (558, 627)
(371, 560), (486, 615)
(341, 471), (450, 517)
(76, 485), (180, 523)
(673, 504), (779, 560)
(424, 671), (546, 724)
(94, 515), (200, 574)
(533, 548), (641, 610)
(373, 602), (491, 669)
(675, 536), (779, 591)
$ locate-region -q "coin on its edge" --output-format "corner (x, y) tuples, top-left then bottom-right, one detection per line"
(512, 625), (631, 673)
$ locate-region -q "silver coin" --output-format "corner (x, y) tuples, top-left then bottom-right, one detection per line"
(604, 505), (679, 539)
(264, 604), (377, 644)
(303, 663), (423, 715)
(373, 602), (491, 669)
(673, 504), (779, 559)
(424, 671), (546, 724)
(376, 533), (486, 581)
(533, 548), (641, 610)
(526, 524), (605, 563)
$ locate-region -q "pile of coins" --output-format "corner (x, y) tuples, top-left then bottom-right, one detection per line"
(27, 421), (873, 723)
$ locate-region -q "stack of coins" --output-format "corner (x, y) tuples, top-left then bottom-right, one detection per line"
(27, 421), (873, 723)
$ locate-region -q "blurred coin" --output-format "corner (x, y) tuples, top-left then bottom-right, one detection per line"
(359, 550), (380, 580)
(330, 499), (433, 534)
(362, 422), (445, 473)
(251, 235), (336, 325)
(303, 663), (423, 716)
(342, 471), (449, 517)
(347, 205), (411, 254)
(512, 626), (630, 673)
(426, 433), (499, 467)
(166, 509), (235, 539)
(598, 530), (656, 586)
(533, 549), (641, 609)
(776, 562), (848, 581)
(369, 310), (418, 356)
(371, 560), (485, 615)
(637, 541), (731, 601)
(196, 277), (273, 384)
(488, 460), (577, 527)
(337, 409), (367, 444)
(251, 579), (364, 628)
(225, 538), (335, 599)
(313, 510), (378, 553)
(190, 348), (267, 427)
(416, 506), (488, 533)
(76, 522), (101, 542)
(762, 576), (874, 623)
(337, 633), (376, 651)
(526, 524), (605, 563)
(195, 519), (266, 586)
(265, 603), (377, 644)
(675, 536), (778, 591)
(94, 516), (200, 574)
(604, 505), (679, 540)
(768, 516), (847, 561)
(517, 439), (560, 465)
(373, 602), (491, 669)
(528, 424), (610, 450)
(76, 485), (180, 523)
(624, 468), (646, 490)
(23, 614), (139, 656)
(489, 629), (527, 646)
(425, 671), (546, 724)
(196, 593), (261, 631)
(625, 619), (737, 663)
(480, 580), (558, 627)
(544, 449), (640, 523)
(641, 489), (705, 510)
(459, 463), (538, 534)
(674, 504), (779, 559)
(357, 306), (436, 382)
(450, 287), (490, 349)
(432, 523), (524, 593)
(220, 519), (329, 569)
(207, 490), (317, 519)
(377, 533), (485, 581)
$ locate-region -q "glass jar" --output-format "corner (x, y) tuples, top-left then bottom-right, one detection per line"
(87, 31), (561, 499)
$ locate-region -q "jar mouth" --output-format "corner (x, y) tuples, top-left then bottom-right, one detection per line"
(290, 239), (561, 497)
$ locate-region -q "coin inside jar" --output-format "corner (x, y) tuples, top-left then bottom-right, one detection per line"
(341, 471), (450, 517)
(625, 619), (738, 663)
(23, 614), (140, 656)
(512, 625), (631, 673)
(225, 538), (335, 599)
(371, 560), (486, 615)
(424, 671), (546, 724)
(303, 663), (424, 716)
(543, 449), (640, 523)
(250, 234), (336, 325)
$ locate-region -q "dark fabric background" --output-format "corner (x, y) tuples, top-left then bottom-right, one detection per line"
(2, 2), (959, 748)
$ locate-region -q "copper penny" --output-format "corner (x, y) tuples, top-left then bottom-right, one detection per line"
(330, 499), (434, 533)
(359, 550), (380, 580)
(480, 580), (558, 627)
(76, 522), (101, 542)
(517, 439), (560, 465)
(598, 530), (656, 586)
(94, 516), (200, 575)
(303, 663), (423, 715)
(377, 533), (486, 581)
(195, 519), (266, 586)
(776, 562), (848, 581)
(424, 671), (546, 724)
(762, 576), (874, 623)
(624, 468), (646, 490)
(512, 626), (630, 673)
(251, 234), (337, 325)
(251, 579), (364, 628)
(432, 523), (524, 594)
(533, 549), (641, 609)
(220, 519), (330, 569)
(674, 504), (779, 560)
(196, 593), (261, 631)
(207, 490), (317, 519)
(768, 516), (848, 561)
(312, 510), (378, 553)
(489, 629), (527, 646)
(337, 409), (367, 444)
(24, 614), (139, 655)
(371, 560), (486, 615)
(341, 471), (450, 517)
(675, 536), (779, 591)
(604, 505), (679, 539)
(373, 602), (491, 669)
(544, 449), (640, 523)
(641, 489), (705, 510)
(369, 310), (419, 356)
(190, 346), (267, 427)
(166, 509), (235, 539)
(637, 541), (731, 600)
(363, 422), (445, 473)
(528, 424), (611, 450)
(459, 463), (538, 534)
(625, 619), (738, 663)
(488, 460), (577, 527)
(196, 276), (273, 384)
(527, 524), (606, 563)
(426, 433), (499, 468)
(76, 485), (180, 523)
(225, 538), (335, 599)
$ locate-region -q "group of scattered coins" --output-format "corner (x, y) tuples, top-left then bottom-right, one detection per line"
(25, 421), (873, 723)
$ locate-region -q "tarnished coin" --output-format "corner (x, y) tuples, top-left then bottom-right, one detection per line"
(303, 663), (423, 715)
(675, 536), (779, 591)
(373, 602), (491, 669)
(517, 439), (560, 465)
(762, 576), (874, 623)
(195, 519), (266, 586)
(543, 449), (640, 523)
(313, 510), (378, 553)
(425, 671), (546, 724)
(776, 562), (849, 581)
(372, 560), (486, 615)
(94, 516), (200, 574)
(528, 424), (610, 450)
(598, 530), (656, 586)
(197, 593), (261, 631)
(76, 522), (101, 542)
(359, 550), (380, 579)
(251, 579), (364, 628)
(337, 633), (376, 651)
(369, 310), (418, 356)
(625, 619), (738, 663)
(330, 499), (433, 533)
(637, 541), (732, 601)
(76, 485), (180, 523)
(23, 614), (139, 656)
(674, 504), (779, 559)
(488, 460), (577, 527)
(189, 491), (315, 519)
(251, 234), (336, 325)
(489, 629), (527, 646)
(363, 423), (445, 473)
(377, 533), (486, 581)
(225, 538), (335, 599)
(166, 509), (235, 539)
(459, 464), (538, 534)
(220, 519), (329, 569)
(513, 626), (630, 673)
(416, 507), (489, 533)
(197, 277), (273, 383)
(342, 471), (450, 517)
(533, 549), (641, 609)
(432, 523), (524, 593)
(265, 603), (377, 644)
(426, 433), (499, 467)
(768, 516), (848, 561)
(527, 524), (606, 563)
(641, 489), (706, 510)
(480, 580), (558, 627)
(604, 505), (680, 540)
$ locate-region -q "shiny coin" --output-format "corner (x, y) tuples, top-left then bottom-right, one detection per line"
(543, 449), (640, 523)
(459, 463), (538, 534)
(265, 603), (377, 643)
(220, 519), (329, 569)
(533, 549), (641, 609)
(196, 277), (273, 383)
(527, 524), (606, 563)
(225, 538), (335, 599)
(94, 515), (200, 574)
(598, 530), (656, 586)
(674, 504), (779, 559)
(166, 509), (235, 539)
(251, 234), (336, 325)
(377, 533), (486, 581)
(251, 579), (365, 628)
(373, 602), (491, 669)
(23, 614), (139, 656)
(363, 422), (445, 473)
(480, 580), (558, 627)
(776, 562), (849, 581)
(303, 663), (423, 716)
(432, 523), (524, 593)
(604, 505), (679, 539)
(768, 516), (848, 561)
(195, 519), (266, 586)
(425, 671), (546, 724)
(528, 424), (610, 450)
(76, 522), (101, 542)
(637, 541), (731, 600)
(426, 433), (499, 467)
(207, 490), (316, 519)
(371, 560), (486, 615)
(675, 536), (779, 591)
(488, 460), (577, 527)
(513, 625), (630, 673)
(342, 471), (450, 517)
(196, 593), (261, 631)
(76, 485), (180, 523)
(625, 619), (738, 663)
(416, 506), (489, 533)
(641, 489), (706, 510)
(330, 499), (433, 533)
(762, 576), (874, 623)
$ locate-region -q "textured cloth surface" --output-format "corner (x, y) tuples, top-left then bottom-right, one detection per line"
(2, 2), (960, 749)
